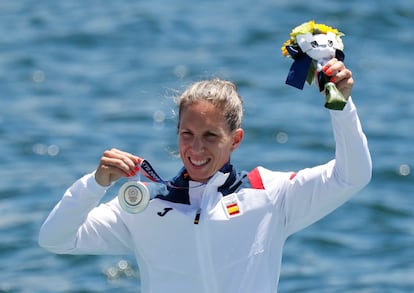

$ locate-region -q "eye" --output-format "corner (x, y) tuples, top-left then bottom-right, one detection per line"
(179, 130), (192, 138)
(204, 132), (218, 142)
(205, 132), (217, 138)
(311, 41), (318, 48)
(328, 40), (333, 47)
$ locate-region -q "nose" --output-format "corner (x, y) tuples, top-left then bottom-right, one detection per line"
(190, 137), (204, 153)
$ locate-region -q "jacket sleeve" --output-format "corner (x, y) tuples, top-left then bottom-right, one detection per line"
(38, 172), (132, 255)
(268, 97), (372, 236)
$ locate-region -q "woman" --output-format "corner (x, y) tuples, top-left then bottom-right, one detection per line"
(39, 58), (372, 292)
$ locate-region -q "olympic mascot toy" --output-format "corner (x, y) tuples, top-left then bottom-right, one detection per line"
(281, 20), (347, 110)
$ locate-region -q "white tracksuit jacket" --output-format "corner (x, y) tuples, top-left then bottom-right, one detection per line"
(39, 98), (372, 293)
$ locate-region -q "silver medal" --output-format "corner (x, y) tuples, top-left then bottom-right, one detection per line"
(118, 180), (150, 214)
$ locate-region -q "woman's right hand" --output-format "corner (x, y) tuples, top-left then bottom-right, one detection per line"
(94, 148), (142, 187)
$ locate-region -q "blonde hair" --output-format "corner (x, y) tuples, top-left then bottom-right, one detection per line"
(177, 78), (244, 131)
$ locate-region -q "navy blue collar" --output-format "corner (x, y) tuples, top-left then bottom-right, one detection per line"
(155, 162), (240, 204)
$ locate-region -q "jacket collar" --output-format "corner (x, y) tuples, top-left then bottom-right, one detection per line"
(155, 161), (239, 204)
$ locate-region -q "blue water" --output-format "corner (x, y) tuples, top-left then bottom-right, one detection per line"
(1, 0), (413, 292)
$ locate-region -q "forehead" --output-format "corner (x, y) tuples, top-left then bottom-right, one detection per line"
(179, 100), (228, 129)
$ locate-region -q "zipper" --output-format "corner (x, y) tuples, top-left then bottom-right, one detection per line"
(193, 209), (220, 293)
(194, 208), (201, 224)
(192, 178), (222, 293)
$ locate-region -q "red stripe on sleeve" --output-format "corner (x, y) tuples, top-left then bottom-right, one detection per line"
(247, 167), (265, 189)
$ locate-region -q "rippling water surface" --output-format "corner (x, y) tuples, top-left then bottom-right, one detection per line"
(1, 0), (413, 292)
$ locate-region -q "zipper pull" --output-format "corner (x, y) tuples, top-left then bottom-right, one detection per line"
(194, 208), (201, 225)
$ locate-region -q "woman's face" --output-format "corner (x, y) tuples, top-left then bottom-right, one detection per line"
(178, 100), (243, 183)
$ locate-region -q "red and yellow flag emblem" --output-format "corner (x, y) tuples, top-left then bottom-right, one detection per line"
(226, 203), (240, 216)
(222, 194), (241, 218)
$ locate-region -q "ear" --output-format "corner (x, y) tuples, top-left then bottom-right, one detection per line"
(231, 128), (244, 151)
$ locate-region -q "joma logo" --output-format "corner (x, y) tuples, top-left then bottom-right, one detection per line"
(157, 208), (173, 217)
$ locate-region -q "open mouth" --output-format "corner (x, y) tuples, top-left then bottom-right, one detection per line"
(189, 158), (210, 167)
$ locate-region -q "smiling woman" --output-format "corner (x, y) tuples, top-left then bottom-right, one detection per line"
(39, 72), (371, 292)
(177, 80), (244, 182)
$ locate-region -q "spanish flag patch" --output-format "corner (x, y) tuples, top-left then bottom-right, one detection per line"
(222, 194), (241, 218)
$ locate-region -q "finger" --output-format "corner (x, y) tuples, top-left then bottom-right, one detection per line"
(100, 149), (140, 175)
(336, 76), (354, 92)
(322, 58), (338, 69)
(99, 164), (128, 179)
(95, 164), (127, 186)
(334, 70), (354, 100)
(323, 59), (344, 77)
(99, 157), (134, 176)
(105, 148), (143, 167)
(108, 148), (143, 165)
(330, 67), (352, 83)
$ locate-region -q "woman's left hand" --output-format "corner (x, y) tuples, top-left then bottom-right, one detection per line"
(322, 58), (354, 100)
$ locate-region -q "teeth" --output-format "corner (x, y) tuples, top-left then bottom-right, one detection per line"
(190, 158), (208, 166)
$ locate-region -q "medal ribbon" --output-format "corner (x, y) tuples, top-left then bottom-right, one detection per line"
(139, 159), (171, 185)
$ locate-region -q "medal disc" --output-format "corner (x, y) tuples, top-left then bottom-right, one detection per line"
(118, 181), (150, 213)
